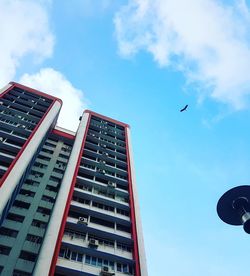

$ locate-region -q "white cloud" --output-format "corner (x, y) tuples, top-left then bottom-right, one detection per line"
(20, 68), (88, 131)
(114, 0), (250, 109)
(0, 0), (54, 86)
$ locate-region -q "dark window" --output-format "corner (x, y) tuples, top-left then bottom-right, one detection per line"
(19, 251), (37, 262)
(6, 213), (24, 223)
(25, 179), (39, 187)
(41, 195), (55, 203)
(37, 154), (51, 161)
(0, 227), (18, 238)
(0, 245), (11, 255)
(31, 219), (47, 229)
(26, 234), (42, 244)
(117, 208), (129, 217)
(37, 207), (51, 216)
(90, 217), (114, 228)
(13, 269), (32, 276)
(117, 224), (131, 233)
(44, 142), (56, 148)
(13, 200), (30, 209)
(19, 189), (35, 197)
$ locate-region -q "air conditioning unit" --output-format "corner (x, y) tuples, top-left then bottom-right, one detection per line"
(77, 217), (88, 225)
(0, 137), (3, 142)
(107, 181), (116, 188)
(100, 266), (115, 276)
(88, 238), (98, 248)
(101, 144), (106, 148)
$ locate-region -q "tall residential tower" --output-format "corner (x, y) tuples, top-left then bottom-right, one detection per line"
(0, 82), (147, 276)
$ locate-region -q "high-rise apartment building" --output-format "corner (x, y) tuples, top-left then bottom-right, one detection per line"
(0, 82), (147, 276)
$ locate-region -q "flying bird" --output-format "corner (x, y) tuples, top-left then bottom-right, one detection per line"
(180, 104), (188, 112)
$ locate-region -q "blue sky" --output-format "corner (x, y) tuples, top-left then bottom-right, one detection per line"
(2, 0), (250, 275)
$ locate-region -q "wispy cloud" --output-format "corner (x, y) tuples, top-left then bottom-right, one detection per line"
(114, 0), (250, 109)
(20, 68), (88, 131)
(0, 0), (89, 131)
(0, 0), (54, 86)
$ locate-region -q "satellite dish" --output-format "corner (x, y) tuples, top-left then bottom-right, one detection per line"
(217, 185), (250, 233)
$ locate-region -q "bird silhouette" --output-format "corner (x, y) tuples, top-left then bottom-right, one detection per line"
(180, 104), (188, 112)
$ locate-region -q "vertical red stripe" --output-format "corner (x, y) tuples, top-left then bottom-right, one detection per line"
(49, 114), (91, 276)
(125, 127), (141, 276)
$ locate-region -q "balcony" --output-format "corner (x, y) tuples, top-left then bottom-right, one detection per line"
(2, 220), (22, 231)
(66, 217), (131, 239)
(38, 200), (53, 210)
(14, 258), (34, 274)
(0, 235), (16, 247)
(34, 212), (49, 223)
(56, 259), (130, 276)
(71, 201), (130, 223)
(16, 194), (33, 204)
(62, 235), (132, 260)
(28, 226), (45, 237)
(22, 240), (40, 254)
(9, 206), (27, 217)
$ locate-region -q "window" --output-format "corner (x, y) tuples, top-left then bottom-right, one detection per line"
(19, 189), (35, 198)
(88, 234), (114, 248)
(116, 223), (131, 233)
(72, 196), (90, 205)
(44, 142), (56, 148)
(84, 255), (115, 271)
(13, 200), (30, 210)
(56, 160), (66, 169)
(91, 257), (97, 266)
(0, 227), (18, 238)
(71, 252), (77, 261)
(19, 251), (37, 262)
(53, 168), (63, 174)
(25, 179), (39, 187)
(59, 248), (84, 263)
(37, 154), (51, 161)
(90, 217), (114, 229)
(33, 162), (47, 169)
(59, 248), (65, 257)
(59, 153), (68, 159)
(117, 208), (129, 217)
(0, 245), (11, 255)
(26, 234), (42, 244)
(49, 176), (61, 184)
(41, 148), (53, 155)
(117, 242), (132, 252)
(30, 170), (44, 178)
(31, 219), (47, 229)
(37, 207), (51, 216)
(64, 229), (86, 240)
(46, 184), (58, 193)
(92, 201), (114, 212)
(77, 253), (83, 262)
(41, 195), (55, 203)
(13, 269), (31, 276)
(85, 255), (91, 264)
(116, 263), (131, 273)
(6, 213), (24, 223)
